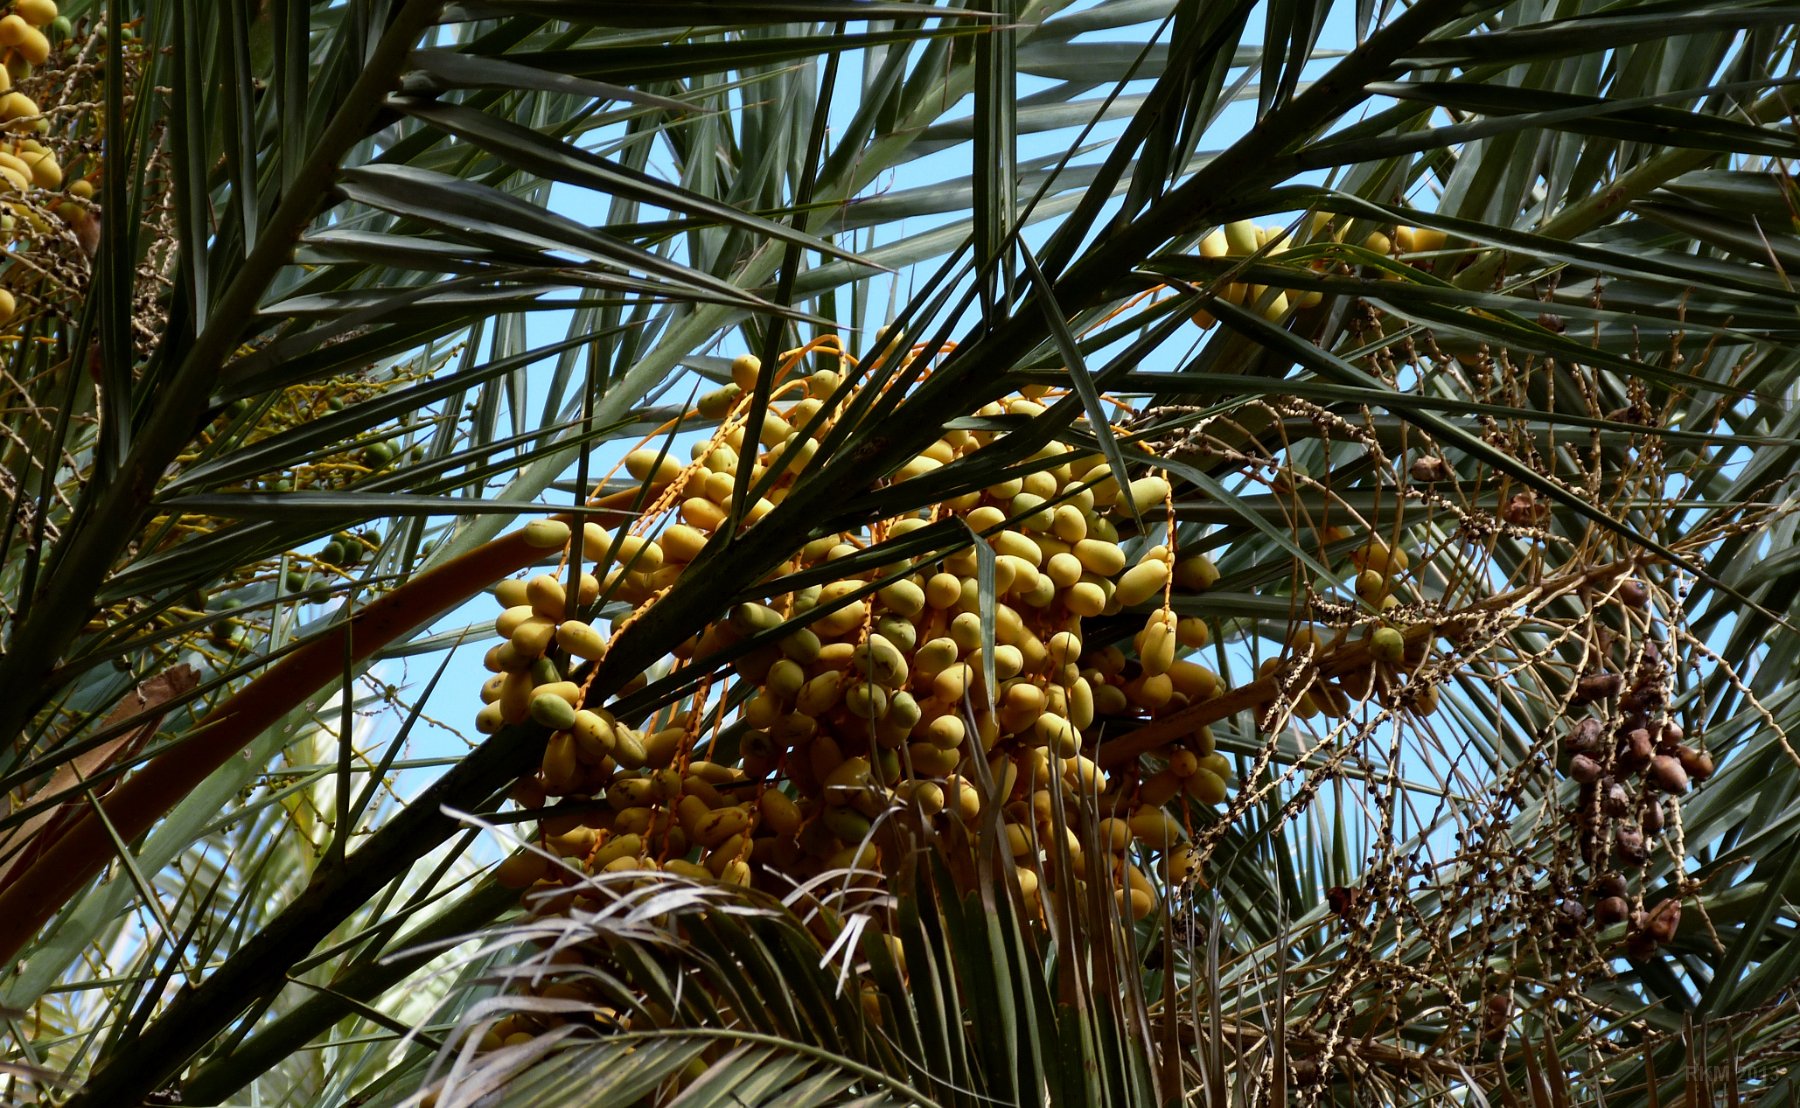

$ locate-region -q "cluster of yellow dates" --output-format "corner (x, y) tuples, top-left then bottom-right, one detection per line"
(1188, 217), (1450, 330)
(0, 0), (90, 324)
(473, 345), (1253, 1043)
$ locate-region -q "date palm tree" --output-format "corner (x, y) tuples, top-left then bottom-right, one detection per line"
(5, 0), (1800, 1105)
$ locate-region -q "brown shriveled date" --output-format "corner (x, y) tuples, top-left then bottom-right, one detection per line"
(1565, 717), (1603, 754)
(1595, 896), (1629, 926)
(1677, 745), (1715, 782)
(1647, 754), (1690, 795)
(1615, 826), (1646, 864)
(1616, 728), (1654, 774)
(1572, 672), (1623, 705)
